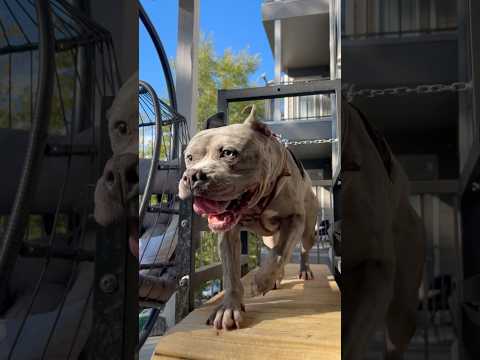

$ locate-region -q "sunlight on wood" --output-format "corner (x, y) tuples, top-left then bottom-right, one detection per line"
(152, 264), (340, 360)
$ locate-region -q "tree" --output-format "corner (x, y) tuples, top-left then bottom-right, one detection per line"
(196, 34), (265, 130)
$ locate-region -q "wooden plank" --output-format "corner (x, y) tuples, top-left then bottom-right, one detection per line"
(152, 264), (340, 360)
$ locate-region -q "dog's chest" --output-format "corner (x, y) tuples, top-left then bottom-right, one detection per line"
(239, 208), (281, 236)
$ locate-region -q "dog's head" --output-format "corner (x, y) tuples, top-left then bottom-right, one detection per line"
(94, 72), (139, 256)
(179, 105), (281, 232)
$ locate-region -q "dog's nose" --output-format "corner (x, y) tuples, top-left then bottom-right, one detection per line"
(183, 168), (208, 188)
(103, 153), (139, 203)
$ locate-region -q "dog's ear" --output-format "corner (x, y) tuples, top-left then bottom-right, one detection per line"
(242, 104), (271, 137)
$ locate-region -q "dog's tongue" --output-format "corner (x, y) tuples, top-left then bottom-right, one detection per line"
(193, 197), (229, 215)
(208, 211), (241, 232)
(193, 197), (242, 232)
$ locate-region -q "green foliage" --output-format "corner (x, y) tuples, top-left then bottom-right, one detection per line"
(139, 125), (172, 160)
(195, 231), (220, 269)
(197, 34), (265, 130)
(1, 47), (78, 134)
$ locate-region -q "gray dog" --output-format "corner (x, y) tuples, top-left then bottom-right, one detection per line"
(179, 105), (319, 330)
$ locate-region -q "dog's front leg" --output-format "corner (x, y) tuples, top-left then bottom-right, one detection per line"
(206, 228), (245, 330)
(250, 215), (305, 296)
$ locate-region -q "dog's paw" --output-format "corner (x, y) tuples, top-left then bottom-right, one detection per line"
(298, 269), (314, 280)
(255, 271), (278, 295)
(206, 297), (245, 330)
(272, 279), (282, 290)
(299, 263), (314, 280)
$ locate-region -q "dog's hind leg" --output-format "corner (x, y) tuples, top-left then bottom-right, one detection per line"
(247, 215), (305, 296)
(299, 193), (318, 280)
(299, 231), (315, 280)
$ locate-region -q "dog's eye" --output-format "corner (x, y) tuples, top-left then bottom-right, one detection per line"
(220, 149), (238, 158)
(185, 154), (193, 162)
(115, 121), (128, 135)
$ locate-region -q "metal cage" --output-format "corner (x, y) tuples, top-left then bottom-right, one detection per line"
(0, 0), (120, 358)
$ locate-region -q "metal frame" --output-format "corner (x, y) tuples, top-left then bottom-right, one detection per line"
(458, 0), (480, 197)
(90, 96), (137, 360)
(138, 81), (163, 221)
(218, 79), (341, 110)
(139, 2), (177, 111)
(458, 2), (480, 356)
(217, 79), (342, 184)
(0, 0), (55, 314)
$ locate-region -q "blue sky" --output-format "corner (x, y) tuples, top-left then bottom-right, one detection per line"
(139, 0), (274, 100)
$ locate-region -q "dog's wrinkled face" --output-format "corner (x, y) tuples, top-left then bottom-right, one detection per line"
(94, 72), (139, 256)
(179, 106), (272, 232)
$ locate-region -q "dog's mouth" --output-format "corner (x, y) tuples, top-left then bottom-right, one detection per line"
(193, 188), (257, 232)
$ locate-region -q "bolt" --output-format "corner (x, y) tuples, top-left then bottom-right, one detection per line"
(99, 274), (118, 293)
(472, 182), (480, 192)
(179, 275), (190, 287)
(181, 219), (189, 228)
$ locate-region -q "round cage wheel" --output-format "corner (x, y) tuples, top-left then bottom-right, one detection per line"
(138, 1), (179, 349)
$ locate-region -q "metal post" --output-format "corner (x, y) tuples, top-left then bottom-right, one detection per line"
(176, 0), (199, 136)
(274, 16), (282, 121)
(175, 146), (195, 322)
(91, 97), (138, 360)
(240, 231), (249, 275)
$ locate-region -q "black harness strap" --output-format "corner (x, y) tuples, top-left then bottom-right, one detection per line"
(286, 147), (305, 179)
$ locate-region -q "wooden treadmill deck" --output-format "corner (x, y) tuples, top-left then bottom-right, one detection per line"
(152, 264), (340, 360)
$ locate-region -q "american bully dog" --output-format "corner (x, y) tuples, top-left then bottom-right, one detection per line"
(178, 105), (319, 330)
(340, 100), (425, 360)
(94, 73), (176, 303)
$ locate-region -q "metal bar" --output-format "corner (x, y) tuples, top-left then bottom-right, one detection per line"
(90, 97), (138, 359)
(191, 263), (223, 291)
(44, 144), (97, 156)
(218, 80), (341, 103)
(240, 231), (249, 276)
(341, 26), (457, 40)
(20, 243), (95, 261)
(459, 0), (480, 197)
(175, 145), (194, 322)
(190, 255), (250, 293)
(139, 80), (163, 223)
(138, 3), (176, 110)
(175, 0), (199, 139)
(147, 206), (180, 215)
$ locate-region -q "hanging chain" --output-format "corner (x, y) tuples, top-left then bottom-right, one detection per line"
(269, 81), (473, 146)
(343, 81), (473, 102)
(275, 135), (338, 147)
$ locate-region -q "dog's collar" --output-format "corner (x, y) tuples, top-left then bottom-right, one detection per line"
(251, 142), (290, 216)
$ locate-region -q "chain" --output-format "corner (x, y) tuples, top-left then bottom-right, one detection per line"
(278, 136), (338, 147)
(343, 81), (472, 102)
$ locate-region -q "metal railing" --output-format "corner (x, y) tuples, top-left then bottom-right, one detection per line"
(264, 93), (332, 122)
(342, 0), (458, 40)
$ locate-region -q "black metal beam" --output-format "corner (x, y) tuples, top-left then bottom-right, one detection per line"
(218, 80), (340, 108)
(175, 146), (195, 322)
(90, 97), (138, 360)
